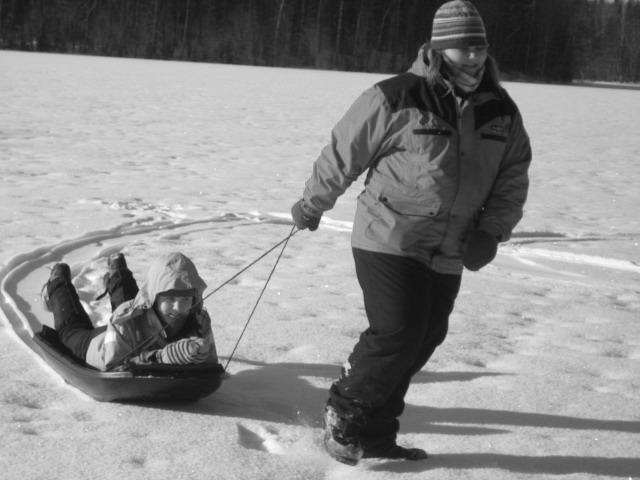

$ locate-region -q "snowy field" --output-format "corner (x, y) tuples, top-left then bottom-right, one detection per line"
(1, 50), (639, 480)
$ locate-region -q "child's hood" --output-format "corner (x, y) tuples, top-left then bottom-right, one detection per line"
(131, 252), (207, 310)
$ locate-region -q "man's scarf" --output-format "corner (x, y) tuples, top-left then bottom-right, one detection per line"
(442, 54), (486, 93)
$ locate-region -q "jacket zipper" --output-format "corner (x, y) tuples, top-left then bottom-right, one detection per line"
(436, 94), (464, 255)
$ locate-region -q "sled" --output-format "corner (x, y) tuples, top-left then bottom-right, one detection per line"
(31, 325), (226, 402)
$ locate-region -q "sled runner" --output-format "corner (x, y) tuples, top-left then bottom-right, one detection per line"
(32, 325), (225, 402)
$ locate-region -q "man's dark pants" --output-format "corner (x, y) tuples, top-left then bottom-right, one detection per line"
(328, 248), (461, 450)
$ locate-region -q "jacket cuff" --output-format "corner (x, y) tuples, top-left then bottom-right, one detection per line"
(300, 198), (323, 217)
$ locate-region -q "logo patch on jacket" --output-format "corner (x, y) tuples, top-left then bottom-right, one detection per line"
(481, 123), (508, 142)
(489, 124), (507, 135)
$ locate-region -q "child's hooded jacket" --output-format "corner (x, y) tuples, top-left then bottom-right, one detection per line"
(86, 252), (218, 371)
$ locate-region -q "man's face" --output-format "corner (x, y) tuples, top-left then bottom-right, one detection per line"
(442, 46), (488, 72)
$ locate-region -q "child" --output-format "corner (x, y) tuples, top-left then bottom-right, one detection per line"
(291, 0), (531, 465)
(43, 251), (218, 371)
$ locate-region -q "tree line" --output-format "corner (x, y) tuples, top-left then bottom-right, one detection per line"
(1, 0), (639, 83)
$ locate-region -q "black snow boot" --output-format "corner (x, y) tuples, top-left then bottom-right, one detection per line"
(97, 253), (139, 310)
(362, 443), (428, 461)
(323, 405), (363, 466)
(41, 263), (72, 311)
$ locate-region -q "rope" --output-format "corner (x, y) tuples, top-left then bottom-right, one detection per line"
(223, 225), (297, 370)
(196, 226), (299, 307)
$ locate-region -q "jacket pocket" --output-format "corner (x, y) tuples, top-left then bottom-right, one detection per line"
(367, 175), (442, 218)
(380, 193), (440, 218)
(413, 128), (452, 136)
(410, 128), (452, 153)
(480, 133), (507, 142)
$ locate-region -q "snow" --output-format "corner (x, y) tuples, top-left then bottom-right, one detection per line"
(1, 50), (639, 480)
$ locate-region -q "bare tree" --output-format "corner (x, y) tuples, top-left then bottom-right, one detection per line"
(377, 0), (399, 51)
(353, 0), (364, 57)
(335, 0), (344, 58)
(181, 0), (191, 56)
(274, 0), (286, 60)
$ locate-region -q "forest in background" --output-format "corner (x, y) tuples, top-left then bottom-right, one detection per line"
(1, 0), (639, 83)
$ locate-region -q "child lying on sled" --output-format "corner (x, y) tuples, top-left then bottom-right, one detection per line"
(42, 251), (218, 371)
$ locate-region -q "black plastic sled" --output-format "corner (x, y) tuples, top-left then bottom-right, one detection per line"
(32, 325), (226, 402)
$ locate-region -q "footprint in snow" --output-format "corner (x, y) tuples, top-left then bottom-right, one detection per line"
(237, 422), (286, 455)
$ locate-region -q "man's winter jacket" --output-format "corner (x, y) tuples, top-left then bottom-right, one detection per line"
(302, 50), (531, 274)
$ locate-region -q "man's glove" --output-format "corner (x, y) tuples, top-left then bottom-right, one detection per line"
(291, 199), (322, 231)
(462, 230), (498, 271)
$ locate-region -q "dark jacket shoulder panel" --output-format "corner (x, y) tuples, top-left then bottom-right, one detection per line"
(474, 87), (519, 130)
(375, 73), (457, 126)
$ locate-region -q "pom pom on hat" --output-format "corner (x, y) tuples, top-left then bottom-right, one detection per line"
(430, 0), (488, 50)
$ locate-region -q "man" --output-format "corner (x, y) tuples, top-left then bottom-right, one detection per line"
(291, 0), (531, 465)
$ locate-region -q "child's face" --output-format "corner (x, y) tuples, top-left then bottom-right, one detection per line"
(442, 46), (487, 71)
(155, 294), (194, 336)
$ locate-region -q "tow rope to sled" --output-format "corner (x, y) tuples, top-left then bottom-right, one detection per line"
(200, 225), (299, 370)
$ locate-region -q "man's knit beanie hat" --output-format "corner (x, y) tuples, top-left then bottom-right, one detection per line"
(430, 0), (488, 50)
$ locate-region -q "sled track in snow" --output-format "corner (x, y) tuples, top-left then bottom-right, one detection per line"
(0, 212), (295, 354)
(501, 231), (640, 278)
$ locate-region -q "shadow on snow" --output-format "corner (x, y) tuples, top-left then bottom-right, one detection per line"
(141, 358), (639, 476)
